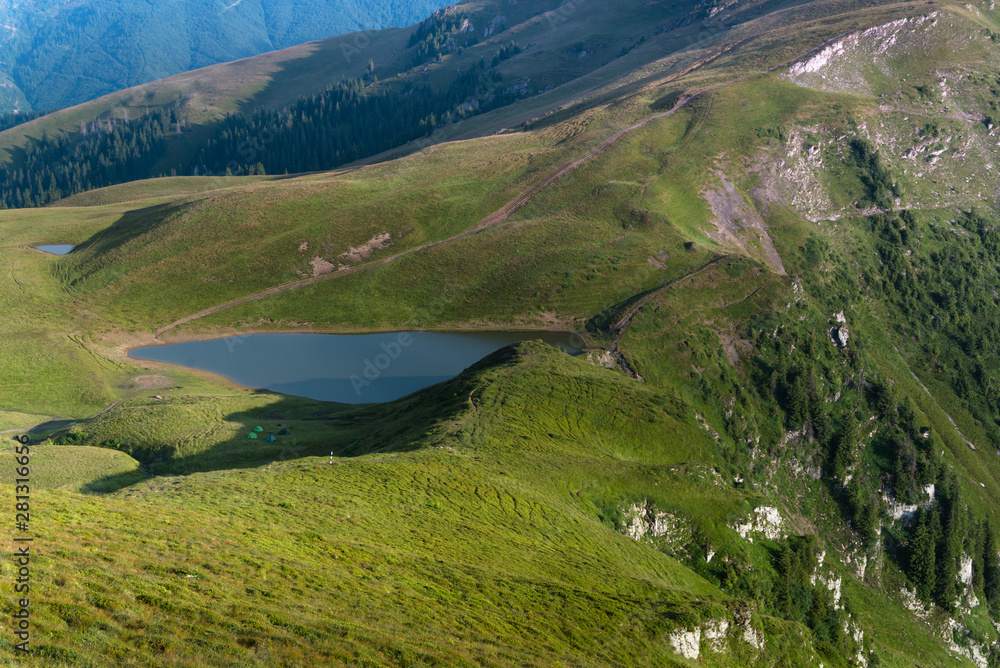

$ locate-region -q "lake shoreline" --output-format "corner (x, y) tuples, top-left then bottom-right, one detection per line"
(110, 320), (588, 353)
(124, 330), (587, 404)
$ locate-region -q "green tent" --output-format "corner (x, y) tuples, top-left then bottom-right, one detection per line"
(247, 432), (258, 440)
(253, 426), (264, 432)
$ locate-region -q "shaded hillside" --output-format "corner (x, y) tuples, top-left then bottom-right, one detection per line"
(0, 0), (907, 207)
(0, 0), (454, 112)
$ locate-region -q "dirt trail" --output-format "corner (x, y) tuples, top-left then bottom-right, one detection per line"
(153, 31), (854, 339)
(154, 95), (698, 338)
(597, 255), (729, 381)
(607, 256), (728, 336)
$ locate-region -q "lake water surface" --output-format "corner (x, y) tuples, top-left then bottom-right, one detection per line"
(35, 245), (75, 255)
(129, 331), (583, 404)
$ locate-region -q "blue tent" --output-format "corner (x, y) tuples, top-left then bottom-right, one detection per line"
(265, 434), (277, 442)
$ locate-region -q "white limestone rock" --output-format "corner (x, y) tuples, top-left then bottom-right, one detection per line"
(735, 506), (784, 542)
(669, 627), (701, 660)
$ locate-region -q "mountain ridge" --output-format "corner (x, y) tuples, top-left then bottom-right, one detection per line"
(6, 1), (1000, 666)
(0, 0), (454, 112)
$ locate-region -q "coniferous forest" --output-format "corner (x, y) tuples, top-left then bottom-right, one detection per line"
(0, 110), (47, 134)
(0, 42), (524, 208)
(196, 44), (522, 177)
(741, 206), (1000, 618)
(0, 110), (171, 208)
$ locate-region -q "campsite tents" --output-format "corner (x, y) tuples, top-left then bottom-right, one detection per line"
(253, 426), (264, 432)
(265, 435), (277, 442)
(278, 429), (291, 436)
(247, 432), (258, 440)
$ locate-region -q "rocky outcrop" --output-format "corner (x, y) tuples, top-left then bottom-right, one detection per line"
(668, 627), (701, 660)
(944, 618), (989, 668)
(620, 500), (694, 557)
(958, 554), (979, 610)
(734, 506), (784, 542)
(586, 350), (616, 369)
(622, 500), (673, 541)
(785, 14), (939, 94)
(899, 587), (929, 619)
(884, 484), (935, 523)
(812, 572), (843, 610)
(830, 325), (849, 347)
(703, 618), (729, 652)
(666, 607), (765, 661)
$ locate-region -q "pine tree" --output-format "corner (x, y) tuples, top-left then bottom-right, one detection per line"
(939, 473), (963, 608)
(847, 476), (879, 544)
(934, 505), (958, 610)
(909, 509), (937, 603)
(829, 412), (858, 479)
(807, 370), (830, 444)
(985, 521), (1000, 616)
(785, 368), (808, 427)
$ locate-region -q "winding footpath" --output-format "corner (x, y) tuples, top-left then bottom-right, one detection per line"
(153, 94), (698, 338)
(154, 29), (854, 339)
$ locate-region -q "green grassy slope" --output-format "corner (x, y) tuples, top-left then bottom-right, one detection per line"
(0, 344), (823, 667)
(0, 0), (917, 182)
(4, 1), (1000, 666)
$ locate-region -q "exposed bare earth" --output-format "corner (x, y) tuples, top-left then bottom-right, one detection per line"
(133, 375), (173, 390)
(702, 171), (787, 275)
(341, 232), (393, 262)
(309, 257), (336, 277)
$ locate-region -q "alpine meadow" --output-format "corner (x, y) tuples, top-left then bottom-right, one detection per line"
(7, 0), (1000, 666)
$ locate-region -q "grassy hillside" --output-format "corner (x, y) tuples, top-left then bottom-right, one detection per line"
(6, 0), (1000, 666)
(0, 0), (454, 113)
(0, 0), (917, 204)
(0, 345), (816, 666)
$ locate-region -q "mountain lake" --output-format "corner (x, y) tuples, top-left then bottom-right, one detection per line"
(129, 331), (584, 404)
(35, 245), (76, 255)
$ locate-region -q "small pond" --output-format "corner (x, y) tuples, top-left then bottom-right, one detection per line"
(129, 331), (583, 404)
(35, 245), (75, 255)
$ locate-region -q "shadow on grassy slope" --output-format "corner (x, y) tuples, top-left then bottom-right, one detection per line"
(76, 348), (498, 493)
(63, 201), (185, 286)
(77, 339), (720, 496)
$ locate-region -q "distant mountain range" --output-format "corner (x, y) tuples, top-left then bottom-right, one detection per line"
(0, 0), (452, 112)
